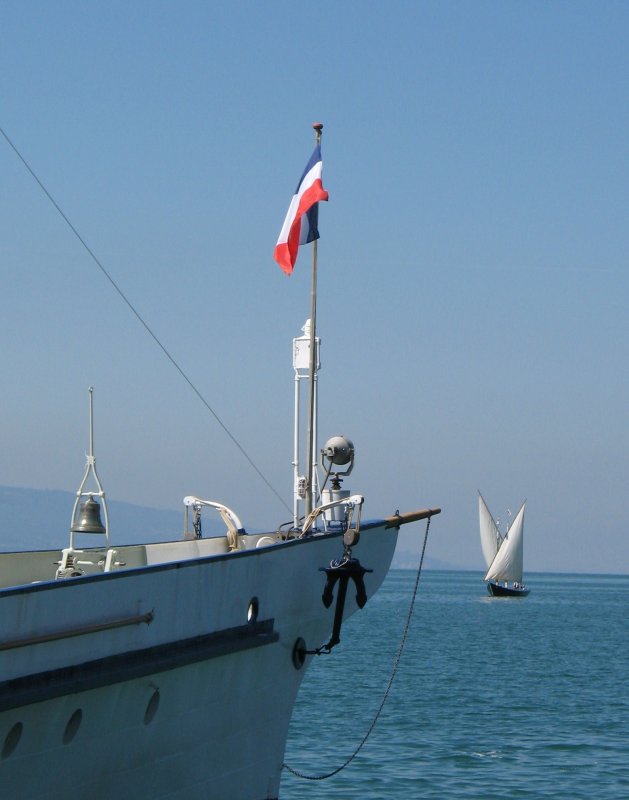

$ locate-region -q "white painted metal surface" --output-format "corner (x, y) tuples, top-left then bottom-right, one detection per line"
(0, 521), (398, 799)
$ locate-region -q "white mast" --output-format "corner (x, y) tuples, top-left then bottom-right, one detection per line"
(292, 319), (321, 528)
(304, 122), (324, 518)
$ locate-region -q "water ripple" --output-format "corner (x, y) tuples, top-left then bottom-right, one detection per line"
(282, 571), (629, 799)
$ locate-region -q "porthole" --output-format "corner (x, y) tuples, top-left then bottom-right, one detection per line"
(144, 689), (160, 725)
(292, 637), (306, 670)
(247, 597), (259, 624)
(2, 722), (23, 759)
(63, 709), (82, 744)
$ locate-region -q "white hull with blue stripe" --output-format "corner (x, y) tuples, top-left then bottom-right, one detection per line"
(0, 511), (437, 799)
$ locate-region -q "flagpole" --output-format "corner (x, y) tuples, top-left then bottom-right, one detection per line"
(305, 122), (323, 520)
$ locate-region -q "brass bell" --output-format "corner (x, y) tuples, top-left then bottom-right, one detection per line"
(71, 497), (106, 534)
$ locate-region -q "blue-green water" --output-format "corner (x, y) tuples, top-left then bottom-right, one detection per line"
(281, 570), (629, 799)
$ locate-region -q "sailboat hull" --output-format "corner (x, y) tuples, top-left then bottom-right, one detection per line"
(486, 580), (529, 597)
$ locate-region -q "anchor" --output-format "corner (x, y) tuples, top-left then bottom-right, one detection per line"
(316, 553), (373, 654)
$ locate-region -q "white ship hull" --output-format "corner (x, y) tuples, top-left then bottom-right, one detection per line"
(2, 126), (443, 798)
(0, 522), (399, 799)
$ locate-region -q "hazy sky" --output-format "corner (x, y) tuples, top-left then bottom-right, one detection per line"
(1, 1), (627, 573)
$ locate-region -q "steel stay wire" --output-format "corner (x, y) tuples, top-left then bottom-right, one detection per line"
(1, 124), (291, 516)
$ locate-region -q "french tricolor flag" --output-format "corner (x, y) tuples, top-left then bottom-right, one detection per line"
(274, 144), (329, 275)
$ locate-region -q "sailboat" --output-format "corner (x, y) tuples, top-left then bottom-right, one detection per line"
(0, 124), (440, 799)
(478, 492), (529, 597)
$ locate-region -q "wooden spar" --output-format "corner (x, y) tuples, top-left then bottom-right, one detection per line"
(384, 508), (442, 528)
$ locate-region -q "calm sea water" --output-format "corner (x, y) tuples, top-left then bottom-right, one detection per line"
(281, 570), (629, 799)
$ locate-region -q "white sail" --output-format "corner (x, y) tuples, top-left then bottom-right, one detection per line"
(484, 501), (525, 584)
(478, 492), (502, 569)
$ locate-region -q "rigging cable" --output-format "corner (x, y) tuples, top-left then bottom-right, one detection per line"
(282, 513), (433, 781)
(0, 125), (291, 515)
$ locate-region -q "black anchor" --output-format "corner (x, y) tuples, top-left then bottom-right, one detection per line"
(318, 557), (373, 653)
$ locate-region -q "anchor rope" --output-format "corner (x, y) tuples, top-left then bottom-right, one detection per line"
(282, 514), (432, 781)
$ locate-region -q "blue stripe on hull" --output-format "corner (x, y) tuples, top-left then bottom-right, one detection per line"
(0, 618), (277, 711)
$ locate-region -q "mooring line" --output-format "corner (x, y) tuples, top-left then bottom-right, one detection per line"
(283, 514), (432, 780)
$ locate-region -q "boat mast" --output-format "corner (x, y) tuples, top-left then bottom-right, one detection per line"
(304, 122), (323, 519)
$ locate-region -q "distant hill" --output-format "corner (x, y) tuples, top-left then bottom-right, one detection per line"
(2, 485), (464, 568)
(0, 485), (222, 552)
(391, 548), (464, 571)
